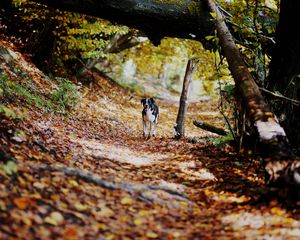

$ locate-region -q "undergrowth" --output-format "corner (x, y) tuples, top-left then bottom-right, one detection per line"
(0, 72), (80, 114)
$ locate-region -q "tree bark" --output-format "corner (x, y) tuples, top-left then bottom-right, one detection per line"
(268, 0), (300, 148)
(33, 0), (213, 45)
(174, 58), (199, 139)
(205, 0), (298, 186)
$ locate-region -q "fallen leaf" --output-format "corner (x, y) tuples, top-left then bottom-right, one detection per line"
(11, 129), (27, 142)
(121, 196), (134, 205)
(14, 197), (31, 210)
(74, 203), (89, 211)
(44, 211), (64, 226)
(146, 232), (158, 238)
(133, 218), (144, 226)
(69, 179), (79, 187)
(95, 207), (114, 218)
(2, 161), (18, 175)
(270, 207), (285, 216)
(64, 226), (78, 240)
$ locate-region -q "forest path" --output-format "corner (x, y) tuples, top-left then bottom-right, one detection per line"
(2, 68), (300, 239)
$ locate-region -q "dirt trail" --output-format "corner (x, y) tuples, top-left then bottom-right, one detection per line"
(1, 42), (300, 239)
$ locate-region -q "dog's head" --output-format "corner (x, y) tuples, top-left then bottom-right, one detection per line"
(141, 98), (155, 109)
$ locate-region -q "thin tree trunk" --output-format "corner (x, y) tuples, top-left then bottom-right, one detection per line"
(205, 0), (298, 186)
(174, 58), (199, 139)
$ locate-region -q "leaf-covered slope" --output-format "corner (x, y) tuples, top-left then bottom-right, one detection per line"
(1, 38), (300, 240)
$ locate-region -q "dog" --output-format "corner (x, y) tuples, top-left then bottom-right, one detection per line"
(141, 98), (159, 139)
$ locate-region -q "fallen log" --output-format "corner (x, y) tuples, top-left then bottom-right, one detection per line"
(193, 120), (228, 136)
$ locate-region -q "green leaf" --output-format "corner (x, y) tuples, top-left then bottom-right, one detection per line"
(2, 161), (18, 175)
(205, 35), (215, 41)
(210, 12), (217, 19)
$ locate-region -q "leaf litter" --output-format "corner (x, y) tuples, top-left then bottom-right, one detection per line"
(1, 39), (300, 239)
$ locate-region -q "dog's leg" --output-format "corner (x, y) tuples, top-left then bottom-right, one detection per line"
(150, 121), (157, 137)
(152, 122), (157, 137)
(150, 121), (153, 137)
(143, 120), (148, 139)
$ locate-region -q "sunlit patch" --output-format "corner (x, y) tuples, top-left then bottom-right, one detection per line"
(76, 139), (171, 166)
(178, 161), (217, 181)
(222, 210), (300, 239)
(149, 179), (187, 194)
(210, 192), (250, 203)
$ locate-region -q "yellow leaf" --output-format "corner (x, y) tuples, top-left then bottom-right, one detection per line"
(210, 12), (217, 19)
(121, 196), (134, 205)
(0, 200), (6, 211)
(178, 201), (188, 207)
(270, 207), (285, 216)
(105, 233), (115, 240)
(74, 203), (89, 211)
(146, 232), (158, 238)
(44, 216), (58, 226)
(97, 223), (108, 230)
(133, 218), (143, 226)
(69, 179), (78, 187)
(17, 176), (26, 187)
(138, 210), (149, 216)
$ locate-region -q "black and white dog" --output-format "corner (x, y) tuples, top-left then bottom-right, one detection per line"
(141, 98), (159, 138)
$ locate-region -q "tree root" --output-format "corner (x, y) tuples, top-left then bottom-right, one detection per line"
(19, 162), (193, 207)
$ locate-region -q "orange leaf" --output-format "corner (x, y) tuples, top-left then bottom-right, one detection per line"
(64, 227), (78, 240)
(14, 197), (31, 210)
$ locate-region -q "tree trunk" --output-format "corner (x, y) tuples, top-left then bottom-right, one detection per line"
(33, 0), (213, 45)
(174, 58), (199, 139)
(268, 0), (300, 149)
(205, 0), (299, 186)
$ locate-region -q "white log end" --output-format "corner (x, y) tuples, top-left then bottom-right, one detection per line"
(255, 120), (286, 141)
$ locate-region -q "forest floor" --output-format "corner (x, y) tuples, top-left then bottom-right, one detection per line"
(1, 38), (300, 240)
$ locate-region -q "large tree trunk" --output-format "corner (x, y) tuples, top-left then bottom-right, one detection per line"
(205, 0), (300, 186)
(174, 58), (199, 139)
(268, 0), (300, 149)
(33, 0), (213, 45)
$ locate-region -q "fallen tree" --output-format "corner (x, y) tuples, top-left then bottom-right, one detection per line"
(205, 0), (299, 187)
(30, 0), (299, 187)
(31, 0), (213, 45)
